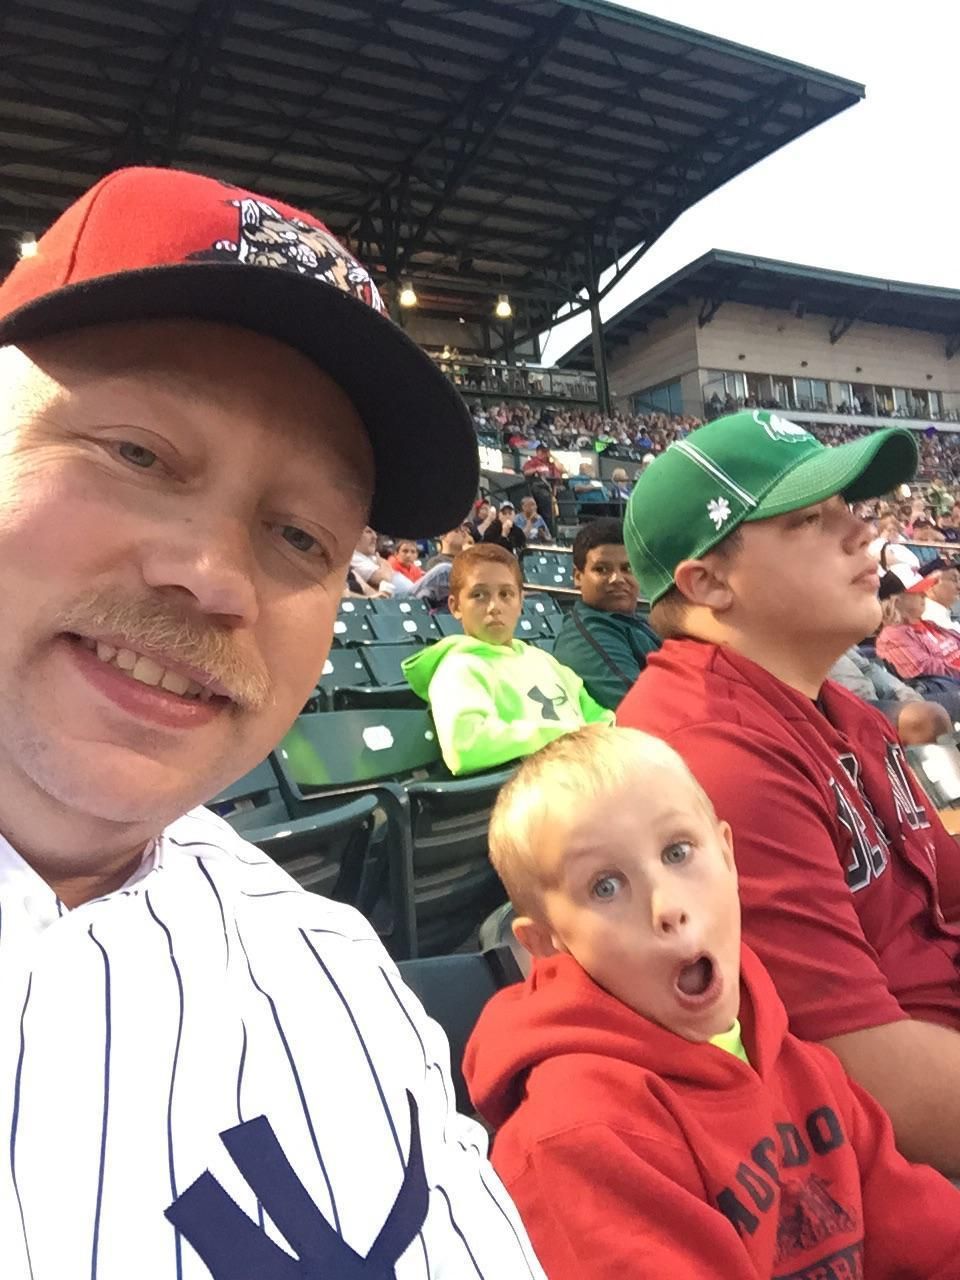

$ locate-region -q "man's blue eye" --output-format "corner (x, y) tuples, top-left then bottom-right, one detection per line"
(118, 442), (157, 469)
(281, 525), (317, 553)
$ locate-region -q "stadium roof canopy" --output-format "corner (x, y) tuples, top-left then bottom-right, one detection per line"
(559, 249), (960, 369)
(0, 0), (862, 343)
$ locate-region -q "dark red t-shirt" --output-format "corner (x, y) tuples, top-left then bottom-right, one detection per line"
(618, 639), (960, 1041)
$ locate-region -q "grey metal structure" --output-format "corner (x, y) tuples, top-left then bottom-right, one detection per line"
(559, 249), (960, 371)
(0, 1), (863, 403)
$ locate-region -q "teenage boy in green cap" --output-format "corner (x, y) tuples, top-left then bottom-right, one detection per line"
(618, 409), (960, 1177)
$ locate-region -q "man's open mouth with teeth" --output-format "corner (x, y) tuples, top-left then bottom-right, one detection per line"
(68, 634), (230, 704)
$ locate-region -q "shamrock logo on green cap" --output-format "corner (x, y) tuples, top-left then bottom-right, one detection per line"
(707, 497), (732, 530)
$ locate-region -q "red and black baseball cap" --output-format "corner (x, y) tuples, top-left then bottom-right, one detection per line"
(0, 167), (478, 537)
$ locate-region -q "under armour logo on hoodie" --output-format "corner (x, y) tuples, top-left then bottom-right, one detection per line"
(527, 685), (568, 721)
(165, 1092), (428, 1277)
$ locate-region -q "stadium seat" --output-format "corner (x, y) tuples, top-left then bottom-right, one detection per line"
(397, 946), (524, 1113)
(368, 596), (429, 617)
(210, 760), (381, 903)
(522, 594), (562, 621)
(534, 634), (556, 655)
(209, 759), (289, 826)
(275, 710), (514, 958)
(478, 902), (530, 977)
(331, 610), (374, 646)
(402, 762), (514, 957)
(367, 611), (440, 644)
(524, 559), (574, 589)
(276, 709), (440, 800)
(433, 613), (464, 637)
(314, 648), (371, 709)
(338, 597), (371, 614)
(337, 642), (423, 710)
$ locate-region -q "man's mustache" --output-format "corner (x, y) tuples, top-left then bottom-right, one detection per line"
(58, 588), (272, 712)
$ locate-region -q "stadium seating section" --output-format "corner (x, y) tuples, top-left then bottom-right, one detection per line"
(210, 548), (578, 958)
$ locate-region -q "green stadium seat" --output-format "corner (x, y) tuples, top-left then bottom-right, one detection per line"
(209, 759), (380, 904)
(534, 634), (556, 655)
(367, 611), (440, 644)
(331, 610), (374, 646)
(338, 597), (371, 614)
(522, 594), (562, 620)
(337, 642), (423, 710)
(433, 613), (464, 638)
(276, 709), (440, 801)
(402, 763), (514, 957)
(314, 648), (371, 709)
(275, 710), (515, 958)
(368, 596), (429, 617)
(524, 559), (574, 589)
(398, 946), (523, 1113)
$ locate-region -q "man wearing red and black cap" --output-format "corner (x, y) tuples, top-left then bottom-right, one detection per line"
(0, 170), (543, 1277)
(619, 409), (960, 1177)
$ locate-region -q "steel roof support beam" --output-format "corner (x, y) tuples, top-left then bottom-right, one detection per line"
(393, 8), (577, 272)
(698, 297), (724, 327)
(109, 0), (237, 168)
(829, 315), (856, 344)
(585, 234), (611, 417)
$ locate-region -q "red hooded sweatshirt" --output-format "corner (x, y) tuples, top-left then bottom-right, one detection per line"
(464, 946), (960, 1280)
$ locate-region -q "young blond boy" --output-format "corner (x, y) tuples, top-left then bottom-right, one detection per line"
(464, 726), (960, 1279)
(402, 544), (611, 775)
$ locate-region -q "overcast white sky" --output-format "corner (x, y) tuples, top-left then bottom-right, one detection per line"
(540, 0), (959, 364)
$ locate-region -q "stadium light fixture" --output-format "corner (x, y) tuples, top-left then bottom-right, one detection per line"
(398, 278), (418, 308)
(18, 232), (38, 258)
(494, 292), (512, 320)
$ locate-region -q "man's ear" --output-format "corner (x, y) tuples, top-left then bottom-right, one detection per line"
(674, 556), (734, 612)
(512, 915), (561, 959)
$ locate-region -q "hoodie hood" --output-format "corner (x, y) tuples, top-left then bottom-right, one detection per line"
(402, 634), (524, 699)
(465, 945), (786, 1130)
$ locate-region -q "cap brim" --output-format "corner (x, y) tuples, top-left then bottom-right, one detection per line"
(0, 263), (477, 537)
(744, 428), (918, 521)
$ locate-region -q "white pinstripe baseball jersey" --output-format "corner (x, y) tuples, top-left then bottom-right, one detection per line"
(0, 807), (545, 1279)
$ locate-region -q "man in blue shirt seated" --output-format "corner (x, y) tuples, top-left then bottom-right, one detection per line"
(515, 495), (552, 544)
(553, 518), (661, 710)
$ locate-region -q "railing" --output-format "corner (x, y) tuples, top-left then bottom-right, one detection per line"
(431, 354), (598, 405)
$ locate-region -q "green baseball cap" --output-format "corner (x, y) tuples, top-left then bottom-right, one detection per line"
(624, 410), (918, 604)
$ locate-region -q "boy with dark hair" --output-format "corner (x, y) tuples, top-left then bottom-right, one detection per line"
(402, 544), (611, 774)
(388, 537), (425, 584)
(617, 408), (960, 1174)
(553, 518), (660, 709)
(465, 726), (960, 1279)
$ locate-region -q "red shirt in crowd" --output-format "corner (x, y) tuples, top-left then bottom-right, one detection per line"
(522, 454), (563, 483)
(618, 639), (960, 1041)
(876, 620), (960, 680)
(465, 946), (960, 1280)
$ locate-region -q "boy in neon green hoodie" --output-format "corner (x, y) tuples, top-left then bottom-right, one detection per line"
(403, 543), (613, 775)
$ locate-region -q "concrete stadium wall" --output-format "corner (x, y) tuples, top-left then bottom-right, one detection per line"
(606, 302), (701, 406)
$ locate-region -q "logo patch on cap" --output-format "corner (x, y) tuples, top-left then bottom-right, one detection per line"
(707, 497), (732, 529)
(758, 412), (813, 444)
(191, 196), (384, 312)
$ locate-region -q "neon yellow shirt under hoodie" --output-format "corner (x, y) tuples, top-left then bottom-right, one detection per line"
(403, 635), (614, 775)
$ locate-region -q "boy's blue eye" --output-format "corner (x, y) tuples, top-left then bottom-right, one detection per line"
(591, 874), (623, 901)
(662, 842), (692, 866)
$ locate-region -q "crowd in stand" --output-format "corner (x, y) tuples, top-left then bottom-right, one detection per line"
(472, 398), (960, 481)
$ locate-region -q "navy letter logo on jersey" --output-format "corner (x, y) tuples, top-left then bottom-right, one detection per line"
(166, 1092), (428, 1278)
(885, 742), (930, 833)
